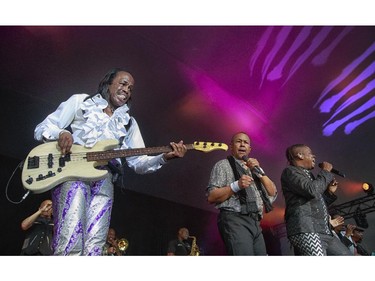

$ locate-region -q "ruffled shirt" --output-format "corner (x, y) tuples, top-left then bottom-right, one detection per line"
(34, 93), (166, 174)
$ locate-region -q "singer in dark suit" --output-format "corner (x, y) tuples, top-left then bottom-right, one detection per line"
(206, 132), (277, 255)
(281, 144), (352, 255)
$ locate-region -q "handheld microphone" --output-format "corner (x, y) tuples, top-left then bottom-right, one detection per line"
(318, 163), (346, 178)
(242, 156), (264, 175)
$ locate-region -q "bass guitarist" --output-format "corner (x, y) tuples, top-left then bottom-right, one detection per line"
(34, 68), (187, 255)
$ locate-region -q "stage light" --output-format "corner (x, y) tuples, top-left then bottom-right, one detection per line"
(353, 208), (369, 229)
(362, 182), (374, 195)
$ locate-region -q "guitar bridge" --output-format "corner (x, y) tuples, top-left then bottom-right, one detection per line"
(27, 156), (40, 169)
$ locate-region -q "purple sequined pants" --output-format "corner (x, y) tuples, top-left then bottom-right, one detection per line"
(51, 174), (113, 256)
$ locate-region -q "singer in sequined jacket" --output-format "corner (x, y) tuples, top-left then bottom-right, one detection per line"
(282, 165), (335, 236)
(281, 144), (351, 256)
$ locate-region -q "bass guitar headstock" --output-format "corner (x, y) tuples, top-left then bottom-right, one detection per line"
(192, 141), (228, 153)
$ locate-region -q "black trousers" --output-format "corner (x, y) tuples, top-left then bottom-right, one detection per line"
(218, 210), (267, 256)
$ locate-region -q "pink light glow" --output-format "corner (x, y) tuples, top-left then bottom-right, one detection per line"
(179, 65), (276, 151)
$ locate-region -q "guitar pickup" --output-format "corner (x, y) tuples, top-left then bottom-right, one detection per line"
(59, 156), (65, 167)
(47, 153), (53, 168)
(59, 154), (71, 167)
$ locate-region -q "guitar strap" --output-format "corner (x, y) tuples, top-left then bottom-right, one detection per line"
(124, 118), (132, 132)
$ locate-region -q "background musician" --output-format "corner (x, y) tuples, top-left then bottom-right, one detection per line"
(20, 199), (54, 255)
(167, 227), (192, 255)
(102, 227), (125, 256)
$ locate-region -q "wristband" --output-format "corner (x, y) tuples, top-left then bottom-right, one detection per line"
(230, 181), (241, 193)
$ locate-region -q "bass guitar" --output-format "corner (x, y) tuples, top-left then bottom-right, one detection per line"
(22, 139), (228, 194)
